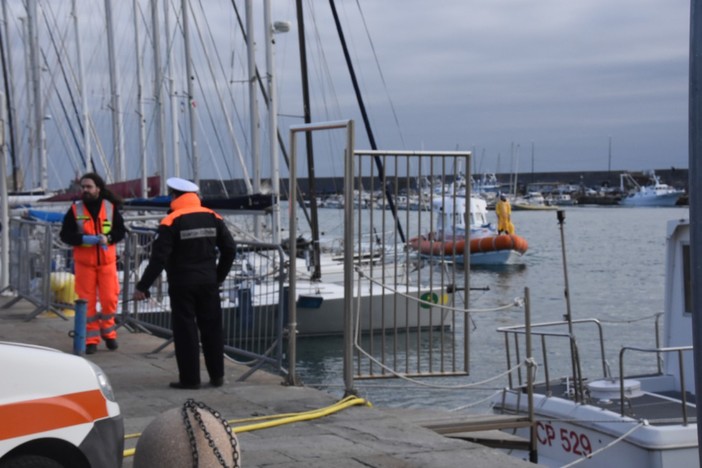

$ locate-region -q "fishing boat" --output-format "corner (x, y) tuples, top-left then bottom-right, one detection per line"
(408, 196), (528, 265)
(492, 218), (695, 466)
(619, 171), (685, 207)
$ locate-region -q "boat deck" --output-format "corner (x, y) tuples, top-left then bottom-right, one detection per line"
(528, 381), (696, 425)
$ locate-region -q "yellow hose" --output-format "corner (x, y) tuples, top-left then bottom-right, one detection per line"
(122, 395), (370, 459)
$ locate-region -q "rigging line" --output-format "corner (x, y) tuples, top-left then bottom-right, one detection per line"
(191, 101), (228, 186)
(303, 0), (343, 194)
(228, 0), (315, 229)
(44, 1), (112, 176)
(39, 76), (82, 176)
(177, 2), (238, 189)
(187, 57), (233, 184)
(44, 101), (81, 179)
(353, 0), (406, 149)
(329, 0), (405, 243)
(189, 0), (249, 188)
(38, 6), (88, 172)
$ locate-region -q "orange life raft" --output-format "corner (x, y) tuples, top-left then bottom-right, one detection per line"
(408, 234), (528, 257)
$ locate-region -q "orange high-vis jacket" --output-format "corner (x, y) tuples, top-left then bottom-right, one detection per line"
(71, 200), (117, 266)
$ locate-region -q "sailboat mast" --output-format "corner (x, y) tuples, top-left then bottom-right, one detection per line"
(181, 0), (199, 185)
(296, 0), (322, 280)
(150, 0), (167, 194)
(246, 0), (261, 237)
(328, 0), (405, 243)
(27, 0), (45, 190)
(0, 92), (9, 288)
(104, 0), (125, 182)
(264, 0), (280, 245)
(72, 0), (90, 174)
(133, 0), (148, 197)
(1, 1), (18, 191)
(164, 0), (179, 178)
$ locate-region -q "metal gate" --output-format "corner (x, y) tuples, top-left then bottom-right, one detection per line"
(288, 121), (473, 395)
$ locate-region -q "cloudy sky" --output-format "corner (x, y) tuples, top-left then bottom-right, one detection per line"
(4, 1), (692, 188)
(273, 0), (690, 175)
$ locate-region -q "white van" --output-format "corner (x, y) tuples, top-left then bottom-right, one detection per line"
(0, 342), (123, 468)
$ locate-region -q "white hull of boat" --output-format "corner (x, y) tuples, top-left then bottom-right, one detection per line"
(492, 220), (695, 467)
(419, 248), (524, 266)
(619, 192), (683, 207)
(295, 279), (448, 337)
(498, 390), (697, 467)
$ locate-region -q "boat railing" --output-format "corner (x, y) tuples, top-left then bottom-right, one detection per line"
(497, 318), (607, 403)
(618, 345), (694, 423)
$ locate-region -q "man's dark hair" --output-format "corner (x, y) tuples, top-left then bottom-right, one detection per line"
(81, 172), (124, 208)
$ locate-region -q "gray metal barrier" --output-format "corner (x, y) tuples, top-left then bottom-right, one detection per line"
(2, 217), (76, 321)
(4, 216), (289, 380)
(120, 228), (288, 379)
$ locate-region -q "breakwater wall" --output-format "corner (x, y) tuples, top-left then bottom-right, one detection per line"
(200, 168), (689, 198)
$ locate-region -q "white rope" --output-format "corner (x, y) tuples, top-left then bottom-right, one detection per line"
(599, 313), (661, 324)
(355, 266), (523, 314)
(559, 421), (646, 468)
(450, 389), (504, 411)
(351, 285), (528, 389)
(353, 342), (528, 390)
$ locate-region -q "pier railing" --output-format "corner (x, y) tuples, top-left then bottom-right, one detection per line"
(119, 228), (288, 379)
(2, 217), (77, 320)
(4, 215), (289, 380)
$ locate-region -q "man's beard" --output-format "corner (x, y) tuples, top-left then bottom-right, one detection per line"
(81, 192), (98, 202)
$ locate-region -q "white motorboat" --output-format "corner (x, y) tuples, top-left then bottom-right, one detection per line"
(512, 191), (559, 211)
(408, 195), (528, 266)
(619, 172), (684, 207)
(492, 218), (695, 466)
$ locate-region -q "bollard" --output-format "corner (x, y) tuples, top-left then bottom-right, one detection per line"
(73, 299), (87, 355)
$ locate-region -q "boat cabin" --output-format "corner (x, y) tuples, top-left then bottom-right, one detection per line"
(431, 196), (490, 239)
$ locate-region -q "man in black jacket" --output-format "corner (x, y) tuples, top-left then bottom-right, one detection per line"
(132, 177), (236, 389)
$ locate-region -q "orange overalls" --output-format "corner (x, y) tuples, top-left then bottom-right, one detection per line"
(72, 200), (119, 345)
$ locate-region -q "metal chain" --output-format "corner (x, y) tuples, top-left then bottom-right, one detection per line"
(181, 399), (240, 468)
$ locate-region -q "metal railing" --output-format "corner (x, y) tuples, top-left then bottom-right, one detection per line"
(497, 318), (608, 403)
(119, 228), (288, 379)
(2, 217), (76, 320)
(5, 216), (289, 380)
(619, 345), (693, 422)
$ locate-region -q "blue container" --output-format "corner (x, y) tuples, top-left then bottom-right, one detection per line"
(73, 299), (87, 355)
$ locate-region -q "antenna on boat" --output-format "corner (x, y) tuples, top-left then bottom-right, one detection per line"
(556, 209), (573, 328)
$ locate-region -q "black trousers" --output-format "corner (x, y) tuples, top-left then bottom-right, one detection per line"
(168, 283), (224, 384)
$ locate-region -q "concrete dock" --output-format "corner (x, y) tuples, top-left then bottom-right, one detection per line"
(0, 297), (535, 467)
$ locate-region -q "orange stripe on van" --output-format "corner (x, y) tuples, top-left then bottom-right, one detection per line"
(0, 390), (108, 440)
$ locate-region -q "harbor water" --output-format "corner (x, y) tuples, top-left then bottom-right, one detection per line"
(292, 205), (690, 412)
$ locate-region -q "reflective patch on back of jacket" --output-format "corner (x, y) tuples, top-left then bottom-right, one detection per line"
(180, 227), (216, 239)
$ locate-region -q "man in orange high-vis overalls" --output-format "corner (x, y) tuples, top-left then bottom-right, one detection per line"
(60, 173), (126, 355)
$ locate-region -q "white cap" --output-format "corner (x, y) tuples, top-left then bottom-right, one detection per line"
(166, 177), (199, 193)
